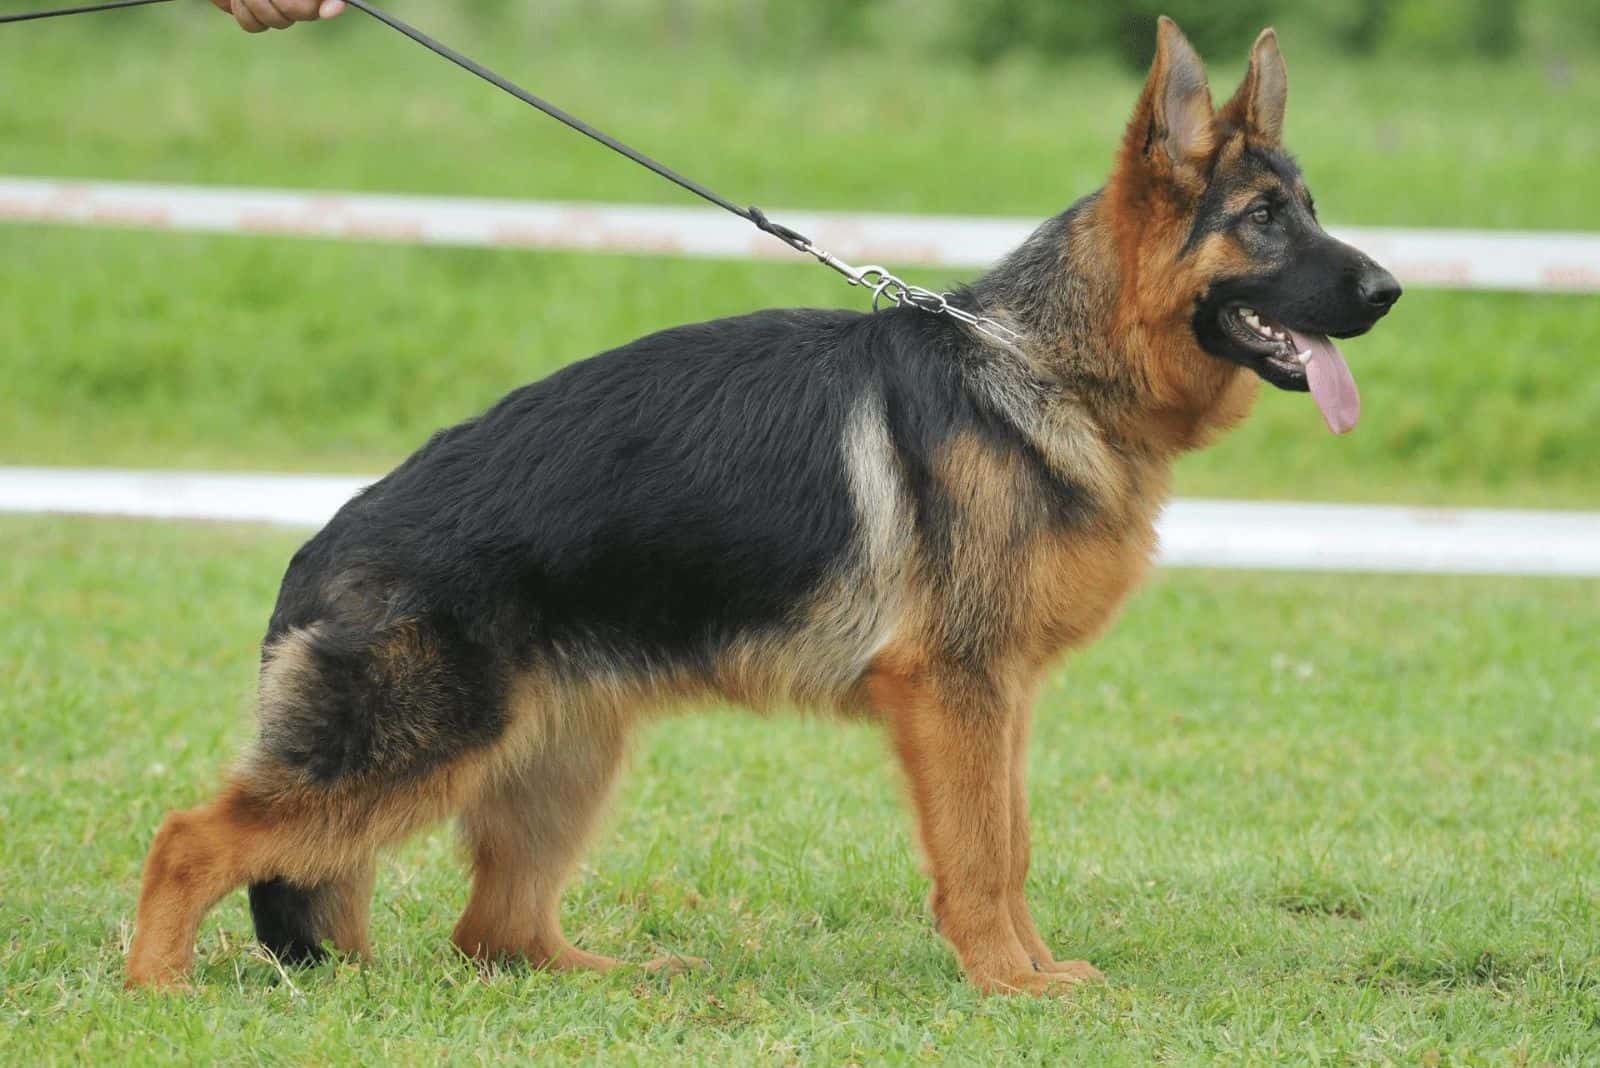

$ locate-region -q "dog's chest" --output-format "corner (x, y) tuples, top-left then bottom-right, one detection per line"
(919, 427), (1166, 667)
(1007, 506), (1159, 663)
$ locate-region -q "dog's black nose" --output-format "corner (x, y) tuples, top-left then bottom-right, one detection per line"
(1358, 267), (1402, 310)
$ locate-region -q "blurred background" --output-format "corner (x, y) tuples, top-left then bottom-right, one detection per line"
(1, 0), (1597, 506)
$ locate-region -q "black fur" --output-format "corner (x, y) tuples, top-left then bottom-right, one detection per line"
(256, 306), (1086, 785)
(270, 311), (860, 668)
(248, 879), (326, 966)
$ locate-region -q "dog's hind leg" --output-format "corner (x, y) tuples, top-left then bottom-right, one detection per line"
(126, 784), (261, 990)
(126, 772), (422, 990)
(451, 716), (686, 973)
(311, 857), (379, 958)
(129, 608), (534, 989)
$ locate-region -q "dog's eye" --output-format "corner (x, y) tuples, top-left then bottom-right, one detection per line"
(1248, 206), (1272, 226)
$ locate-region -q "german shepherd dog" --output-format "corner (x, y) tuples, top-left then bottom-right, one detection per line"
(128, 18), (1399, 993)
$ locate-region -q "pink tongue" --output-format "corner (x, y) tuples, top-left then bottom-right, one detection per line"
(1289, 329), (1360, 434)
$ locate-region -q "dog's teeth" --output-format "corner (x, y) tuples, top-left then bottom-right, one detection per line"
(1295, 349), (1312, 365)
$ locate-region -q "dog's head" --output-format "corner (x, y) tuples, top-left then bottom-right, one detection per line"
(1105, 18), (1399, 434)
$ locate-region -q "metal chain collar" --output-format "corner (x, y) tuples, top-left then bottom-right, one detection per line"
(795, 241), (1025, 347)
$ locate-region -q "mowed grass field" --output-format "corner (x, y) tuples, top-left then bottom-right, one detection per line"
(3, 6), (1600, 1064)
(3, 517), (1598, 1063)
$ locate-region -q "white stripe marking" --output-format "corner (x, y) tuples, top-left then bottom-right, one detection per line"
(3, 177), (1599, 293)
(2, 467), (1596, 577)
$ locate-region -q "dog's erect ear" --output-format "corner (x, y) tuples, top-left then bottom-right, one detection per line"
(1220, 28), (1287, 145)
(1121, 16), (1215, 188)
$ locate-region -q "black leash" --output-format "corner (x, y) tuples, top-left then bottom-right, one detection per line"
(0, 0), (172, 23)
(338, 0), (814, 256)
(3, 0), (1023, 344)
(5, 0), (812, 251)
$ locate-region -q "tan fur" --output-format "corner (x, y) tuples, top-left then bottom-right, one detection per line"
(864, 652), (1100, 992)
(308, 859), (377, 959)
(1219, 28), (1288, 146)
(451, 717), (634, 970)
(129, 774), (475, 988)
(712, 396), (914, 710)
(130, 661), (664, 988)
(1096, 21), (1273, 457)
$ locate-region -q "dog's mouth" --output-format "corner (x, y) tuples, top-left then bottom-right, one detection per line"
(1220, 303), (1361, 435)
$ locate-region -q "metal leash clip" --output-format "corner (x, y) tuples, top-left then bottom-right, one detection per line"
(862, 267), (1024, 347)
(803, 249), (1025, 348)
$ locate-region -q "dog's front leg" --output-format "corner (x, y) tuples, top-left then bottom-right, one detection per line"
(1006, 695), (1105, 982)
(869, 661), (1090, 995)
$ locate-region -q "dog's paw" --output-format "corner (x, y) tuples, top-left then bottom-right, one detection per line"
(1034, 958), (1104, 982)
(973, 964), (1101, 996)
(640, 953), (705, 975)
(124, 969), (195, 994)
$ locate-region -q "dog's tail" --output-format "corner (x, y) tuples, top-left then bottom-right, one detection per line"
(244, 606), (500, 967)
(249, 878), (329, 965)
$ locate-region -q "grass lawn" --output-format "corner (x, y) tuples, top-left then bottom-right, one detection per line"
(2, 515), (1598, 1063)
(2, 12), (1598, 507)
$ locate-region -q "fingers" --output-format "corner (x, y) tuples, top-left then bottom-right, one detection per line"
(229, 0), (338, 32)
(238, 0), (291, 30)
(231, 0), (264, 32)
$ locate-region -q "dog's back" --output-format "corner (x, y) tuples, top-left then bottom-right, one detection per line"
(259, 308), (872, 775)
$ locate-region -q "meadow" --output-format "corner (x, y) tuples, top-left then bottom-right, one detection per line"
(2, 6), (1598, 1064)
(3, 517), (1597, 1063)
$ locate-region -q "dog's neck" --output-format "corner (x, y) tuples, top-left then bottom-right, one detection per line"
(970, 191), (1257, 459)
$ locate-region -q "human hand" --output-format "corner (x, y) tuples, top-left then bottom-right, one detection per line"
(208, 0), (346, 33)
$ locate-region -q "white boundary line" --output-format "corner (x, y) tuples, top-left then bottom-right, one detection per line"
(4, 177), (1600, 292)
(3, 467), (1596, 577)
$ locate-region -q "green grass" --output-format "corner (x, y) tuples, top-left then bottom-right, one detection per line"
(3, 515), (1599, 1063)
(1, 13), (1598, 505)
